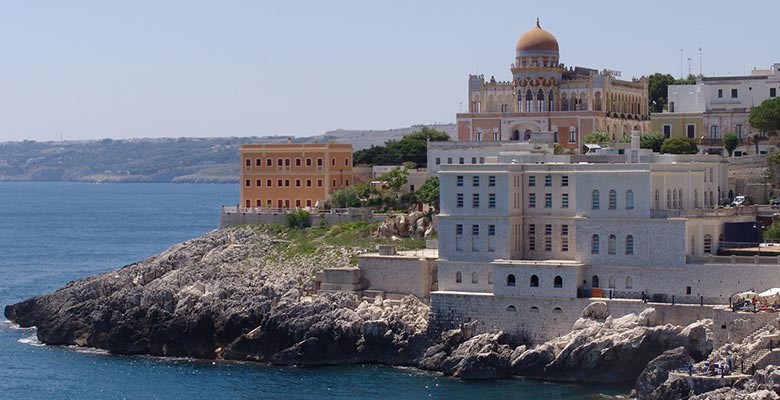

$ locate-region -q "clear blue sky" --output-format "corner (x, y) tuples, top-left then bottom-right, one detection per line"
(1, 0), (778, 142)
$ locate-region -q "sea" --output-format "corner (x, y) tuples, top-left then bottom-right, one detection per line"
(0, 182), (627, 399)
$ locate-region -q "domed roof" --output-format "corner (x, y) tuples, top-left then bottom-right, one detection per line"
(515, 19), (559, 53)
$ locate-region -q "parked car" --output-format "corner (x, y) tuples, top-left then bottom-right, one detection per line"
(731, 195), (748, 206)
(771, 198), (780, 208)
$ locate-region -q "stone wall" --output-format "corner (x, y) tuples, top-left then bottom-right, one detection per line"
(219, 209), (385, 228)
(358, 255), (436, 299)
(710, 307), (778, 346)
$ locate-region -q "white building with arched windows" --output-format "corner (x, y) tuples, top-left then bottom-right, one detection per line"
(457, 19), (650, 149)
(425, 133), (778, 343)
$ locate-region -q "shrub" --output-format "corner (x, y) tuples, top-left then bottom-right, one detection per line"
(285, 209), (310, 229)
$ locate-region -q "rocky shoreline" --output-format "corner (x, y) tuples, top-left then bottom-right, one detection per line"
(6, 227), (780, 397)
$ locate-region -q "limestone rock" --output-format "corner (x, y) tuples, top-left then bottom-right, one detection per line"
(635, 347), (694, 400)
(581, 301), (610, 320)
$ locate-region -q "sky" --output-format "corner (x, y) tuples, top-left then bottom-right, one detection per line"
(1, 0), (778, 142)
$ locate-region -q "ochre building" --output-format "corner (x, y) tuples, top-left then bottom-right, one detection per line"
(457, 19), (650, 147)
(239, 143), (353, 209)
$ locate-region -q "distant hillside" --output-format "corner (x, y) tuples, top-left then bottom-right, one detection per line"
(0, 124), (455, 183)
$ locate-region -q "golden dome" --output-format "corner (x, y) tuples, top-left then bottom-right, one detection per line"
(515, 19), (559, 53)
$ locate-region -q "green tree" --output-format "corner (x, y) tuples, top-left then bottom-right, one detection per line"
(352, 127), (450, 167)
(417, 176), (440, 212)
(723, 132), (739, 156)
(660, 137), (698, 154)
(378, 167), (409, 193)
(749, 98), (780, 135)
(764, 222), (780, 242)
(648, 73), (676, 113)
(617, 135), (632, 143)
(330, 186), (361, 208)
(285, 209), (311, 229)
(584, 131), (612, 143)
(641, 132), (666, 153)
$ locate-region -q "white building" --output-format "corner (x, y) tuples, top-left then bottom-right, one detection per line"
(658, 64), (780, 142)
(425, 135), (779, 342)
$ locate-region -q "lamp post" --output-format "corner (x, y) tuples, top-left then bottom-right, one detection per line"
(754, 221), (765, 256)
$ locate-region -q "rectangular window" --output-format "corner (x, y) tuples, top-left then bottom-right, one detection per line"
(710, 125), (719, 139)
(447, 157), (452, 164)
(277, 158), (283, 166)
(331, 158), (336, 166)
(569, 129), (576, 142)
(256, 179), (261, 187)
(544, 175), (552, 187)
(487, 225), (495, 252)
(295, 179), (301, 187)
(562, 193), (569, 208)
(771, 88), (777, 98)
(731, 88), (738, 98)
(488, 193), (496, 208)
(561, 224), (568, 236)
(528, 193), (536, 208)
(488, 176), (496, 187)
(545, 193), (552, 208)
(285, 179), (290, 187)
(471, 157), (477, 164)
(295, 158), (301, 167)
(663, 125), (671, 138)
(456, 175), (464, 186)
(561, 237), (569, 252)
(456, 193), (464, 208)
(545, 224), (552, 236)
(317, 158), (323, 166)
(528, 176), (536, 187)
(267, 179), (272, 187)
(266, 159), (272, 167)
(285, 159), (291, 166)
(718, 89), (723, 98)
(306, 158), (312, 166)
(435, 157), (441, 165)
(545, 236), (552, 251)
(488, 225), (495, 235)
(306, 179), (312, 187)
(736, 124), (743, 138)
(245, 179), (250, 187)
(686, 124), (695, 139)
(561, 175), (569, 186)
(277, 179), (283, 187)
(317, 179), (323, 187)
(456, 224), (463, 235)
(472, 176), (480, 187)
(528, 224), (536, 251)
(459, 157), (464, 164)
(472, 193), (480, 208)
(472, 224), (480, 235)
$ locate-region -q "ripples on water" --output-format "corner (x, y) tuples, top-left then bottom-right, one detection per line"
(0, 182), (627, 399)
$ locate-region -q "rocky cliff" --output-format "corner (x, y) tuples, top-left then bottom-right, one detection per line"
(4, 227), (746, 388)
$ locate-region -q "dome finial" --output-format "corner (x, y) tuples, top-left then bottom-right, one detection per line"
(536, 17), (540, 28)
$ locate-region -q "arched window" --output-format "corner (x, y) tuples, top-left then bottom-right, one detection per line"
(525, 89), (532, 112)
(507, 274), (516, 287)
(678, 189), (683, 209)
(455, 271), (462, 283)
(554, 275), (563, 288)
(245, 158), (251, 167)
(666, 189), (671, 208)
(625, 235), (634, 255)
(608, 276), (616, 289)
(591, 234), (600, 254)
(529, 306), (540, 313)
(553, 307), (563, 314)
(655, 190), (660, 209)
(592, 275), (600, 288)
(530, 275), (539, 287)
(625, 276), (633, 289)
(537, 89), (545, 112)
(626, 190), (634, 210)
(608, 235), (616, 254)
(548, 89), (555, 111)
(506, 305), (517, 312)
(672, 190), (677, 209)
(609, 190), (617, 210)
(592, 190), (600, 210)
(704, 234), (713, 254)
(471, 272), (478, 284)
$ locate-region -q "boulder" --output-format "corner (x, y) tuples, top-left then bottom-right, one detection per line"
(635, 347), (694, 400)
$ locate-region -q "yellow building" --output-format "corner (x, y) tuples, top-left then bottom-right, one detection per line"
(650, 112), (705, 141)
(239, 143), (353, 209)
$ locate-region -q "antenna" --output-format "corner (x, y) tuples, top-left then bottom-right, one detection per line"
(688, 57), (692, 77)
(680, 49), (684, 80)
(698, 47), (703, 76)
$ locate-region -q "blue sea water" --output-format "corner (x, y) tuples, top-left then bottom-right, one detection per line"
(0, 182), (626, 399)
